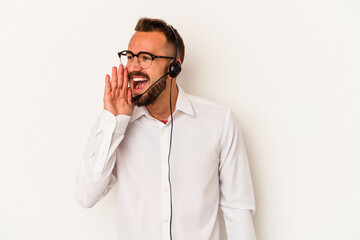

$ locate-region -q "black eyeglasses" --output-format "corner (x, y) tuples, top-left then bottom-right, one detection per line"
(118, 50), (173, 69)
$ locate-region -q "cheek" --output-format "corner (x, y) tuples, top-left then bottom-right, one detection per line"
(154, 65), (171, 80)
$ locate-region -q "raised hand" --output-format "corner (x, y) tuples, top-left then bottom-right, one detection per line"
(103, 65), (133, 116)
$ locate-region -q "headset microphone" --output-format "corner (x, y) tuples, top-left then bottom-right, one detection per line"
(131, 93), (142, 103)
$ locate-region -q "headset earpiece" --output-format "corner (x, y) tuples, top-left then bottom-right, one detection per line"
(168, 26), (182, 78)
(169, 61), (181, 78)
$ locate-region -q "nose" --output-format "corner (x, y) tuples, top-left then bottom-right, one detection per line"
(127, 57), (142, 72)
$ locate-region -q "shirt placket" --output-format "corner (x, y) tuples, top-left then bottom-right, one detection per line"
(159, 122), (171, 240)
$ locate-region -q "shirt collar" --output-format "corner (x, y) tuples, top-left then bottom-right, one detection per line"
(129, 85), (195, 123)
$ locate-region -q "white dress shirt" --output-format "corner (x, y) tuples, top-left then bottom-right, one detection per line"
(76, 86), (256, 240)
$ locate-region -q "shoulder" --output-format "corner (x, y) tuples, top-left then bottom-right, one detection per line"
(187, 94), (230, 112)
(177, 86), (235, 124)
(184, 93), (235, 127)
(187, 94), (232, 117)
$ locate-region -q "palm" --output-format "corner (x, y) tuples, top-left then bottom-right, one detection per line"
(103, 65), (133, 116)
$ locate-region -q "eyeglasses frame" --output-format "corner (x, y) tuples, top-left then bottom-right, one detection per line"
(117, 50), (173, 69)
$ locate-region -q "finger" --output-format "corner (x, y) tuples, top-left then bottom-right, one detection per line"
(104, 74), (111, 95)
(118, 64), (124, 90)
(111, 66), (118, 90)
(121, 67), (129, 97)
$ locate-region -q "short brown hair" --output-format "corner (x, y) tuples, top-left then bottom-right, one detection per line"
(135, 17), (185, 64)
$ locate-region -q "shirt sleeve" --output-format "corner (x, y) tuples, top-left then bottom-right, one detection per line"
(75, 109), (131, 208)
(219, 109), (257, 240)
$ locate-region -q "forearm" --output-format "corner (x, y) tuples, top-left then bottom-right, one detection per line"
(75, 160), (116, 208)
(75, 110), (130, 207)
(221, 208), (256, 240)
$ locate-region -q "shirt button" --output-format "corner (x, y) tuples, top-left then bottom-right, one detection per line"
(163, 188), (168, 192)
(164, 219), (169, 223)
(162, 158), (167, 163)
(161, 129), (166, 134)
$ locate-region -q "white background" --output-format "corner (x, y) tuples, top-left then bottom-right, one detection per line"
(1, 0), (359, 239)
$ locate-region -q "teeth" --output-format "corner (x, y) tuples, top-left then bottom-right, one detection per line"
(132, 77), (147, 82)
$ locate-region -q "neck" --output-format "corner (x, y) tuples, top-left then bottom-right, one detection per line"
(146, 79), (178, 121)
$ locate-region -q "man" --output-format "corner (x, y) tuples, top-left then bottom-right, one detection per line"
(76, 18), (256, 240)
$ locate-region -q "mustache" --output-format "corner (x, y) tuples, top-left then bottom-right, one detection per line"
(128, 71), (150, 80)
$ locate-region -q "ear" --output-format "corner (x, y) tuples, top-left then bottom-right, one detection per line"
(176, 59), (182, 65)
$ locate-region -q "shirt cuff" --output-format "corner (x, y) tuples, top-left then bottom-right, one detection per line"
(96, 109), (117, 132)
(115, 114), (131, 135)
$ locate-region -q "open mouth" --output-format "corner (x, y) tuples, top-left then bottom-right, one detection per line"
(132, 77), (149, 92)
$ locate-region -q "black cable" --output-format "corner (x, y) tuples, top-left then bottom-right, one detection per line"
(168, 77), (174, 240)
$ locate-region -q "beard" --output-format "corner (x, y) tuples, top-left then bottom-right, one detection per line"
(129, 67), (168, 107)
